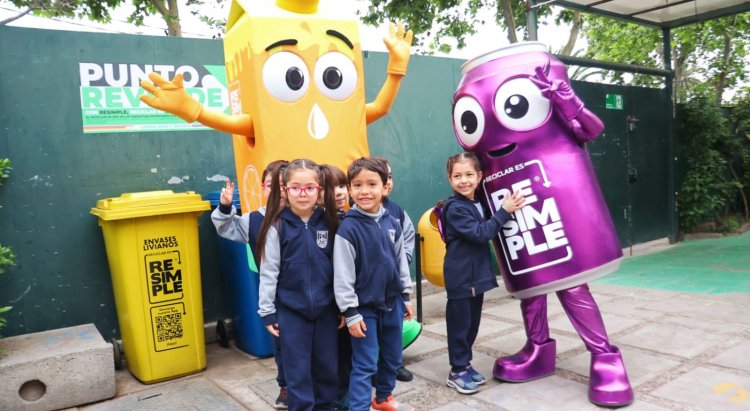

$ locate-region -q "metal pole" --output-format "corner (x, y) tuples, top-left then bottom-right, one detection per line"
(415, 234), (423, 323)
(663, 27), (678, 243)
(527, 0), (538, 41)
(554, 54), (672, 78)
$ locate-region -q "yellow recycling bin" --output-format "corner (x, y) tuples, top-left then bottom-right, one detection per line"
(91, 190), (211, 384)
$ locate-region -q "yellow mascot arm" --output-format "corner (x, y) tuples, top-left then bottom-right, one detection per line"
(140, 72), (254, 137)
(366, 23), (413, 124)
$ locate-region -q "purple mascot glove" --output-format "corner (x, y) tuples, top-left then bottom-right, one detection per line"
(530, 65), (604, 143)
(530, 66), (583, 121)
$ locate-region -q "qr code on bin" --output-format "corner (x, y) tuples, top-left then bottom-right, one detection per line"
(155, 312), (183, 342)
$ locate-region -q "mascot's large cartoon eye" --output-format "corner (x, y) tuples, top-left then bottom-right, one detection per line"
(452, 96), (485, 149)
(314, 52), (358, 101)
(494, 78), (550, 131)
(263, 52), (310, 103)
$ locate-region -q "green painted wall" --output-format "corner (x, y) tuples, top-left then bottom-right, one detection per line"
(0, 26), (671, 339)
(0, 27), (233, 340)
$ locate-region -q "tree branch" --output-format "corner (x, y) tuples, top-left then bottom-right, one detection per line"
(500, 0), (517, 43)
(147, 0), (170, 19)
(0, 7), (35, 26)
(560, 11), (581, 56)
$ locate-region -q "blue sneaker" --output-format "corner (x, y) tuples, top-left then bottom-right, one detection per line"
(466, 364), (486, 385)
(446, 370), (479, 394)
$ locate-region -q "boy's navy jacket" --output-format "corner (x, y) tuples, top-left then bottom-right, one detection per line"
(334, 205), (412, 325)
(442, 192), (511, 299)
(382, 197), (416, 264)
(258, 207), (335, 325)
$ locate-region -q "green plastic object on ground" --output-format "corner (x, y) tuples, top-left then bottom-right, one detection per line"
(402, 319), (422, 349)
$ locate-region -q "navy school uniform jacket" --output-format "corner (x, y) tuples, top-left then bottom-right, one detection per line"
(442, 192), (511, 299)
(333, 205), (413, 327)
(258, 207), (335, 325)
(382, 197), (416, 264)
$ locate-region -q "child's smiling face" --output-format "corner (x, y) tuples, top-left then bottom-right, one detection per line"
(349, 169), (384, 213)
(449, 160), (482, 201)
(284, 168), (320, 217)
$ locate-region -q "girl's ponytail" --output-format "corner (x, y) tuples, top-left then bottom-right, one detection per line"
(318, 164), (340, 234)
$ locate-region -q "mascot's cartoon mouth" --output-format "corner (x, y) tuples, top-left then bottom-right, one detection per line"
(488, 143), (517, 158)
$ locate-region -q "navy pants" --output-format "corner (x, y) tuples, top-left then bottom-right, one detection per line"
(446, 293), (484, 370)
(337, 326), (352, 400)
(277, 304), (338, 411)
(273, 335), (286, 388)
(349, 303), (404, 411)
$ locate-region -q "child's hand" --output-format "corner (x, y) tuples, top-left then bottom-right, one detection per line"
(404, 304), (414, 321)
(337, 316), (346, 330)
(348, 320), (367, 338)
(220, 179), (235, 206)
(502, 191), (526, 213)
(265, 323), (280, 337)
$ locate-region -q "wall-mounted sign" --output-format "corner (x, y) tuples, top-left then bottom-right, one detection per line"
(79, 62), (228, 133)
(605, 93), (624, 110)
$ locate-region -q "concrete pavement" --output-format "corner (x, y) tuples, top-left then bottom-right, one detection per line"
(71, 235), (749, 410)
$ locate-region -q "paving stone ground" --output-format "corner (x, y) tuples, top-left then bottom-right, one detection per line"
(70, 235), (749, 410)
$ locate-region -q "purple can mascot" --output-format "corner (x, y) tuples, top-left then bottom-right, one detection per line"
(451, 42), (633, 407)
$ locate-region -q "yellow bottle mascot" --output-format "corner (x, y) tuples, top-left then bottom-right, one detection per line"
(140, 0), (413, 212)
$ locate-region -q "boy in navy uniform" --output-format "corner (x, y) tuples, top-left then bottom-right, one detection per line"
(334, 158), (414, 411)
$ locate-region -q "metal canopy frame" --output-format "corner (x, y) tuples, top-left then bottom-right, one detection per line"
(527, 1), (749, 242)
(551, 0), (750, 29)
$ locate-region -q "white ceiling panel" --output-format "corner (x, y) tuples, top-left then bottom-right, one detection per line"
(553, 0), (750, 27)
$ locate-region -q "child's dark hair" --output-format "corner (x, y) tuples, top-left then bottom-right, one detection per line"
(347, 157), (388, 185)
(371, 156), (390, 169)
(262, 159), (289, 181)
(257, 158), (339, 261)
(446, 152), (481, 176)
(322, 164), (348, 186)
(437, 152), (482, 208)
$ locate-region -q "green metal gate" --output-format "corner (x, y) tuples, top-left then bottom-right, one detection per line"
(577, 82), (671, 248)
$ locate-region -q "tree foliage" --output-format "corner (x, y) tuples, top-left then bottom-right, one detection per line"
(361, 0), (581, 55)
(676, 95), (750, 232)
(727, 88), (750, 220)
(583, 13), (750, 104)
(1, 0), (210, 37)
(362, 3), (749, 103)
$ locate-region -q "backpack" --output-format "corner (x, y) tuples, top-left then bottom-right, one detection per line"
(433, 199), (451, 243)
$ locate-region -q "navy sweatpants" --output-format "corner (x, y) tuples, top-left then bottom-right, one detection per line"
(277, 304), (338, 411)
(273, 335), (286, 388)
(446, 294), (484, 370)
(348, 303), (404, 411)
(337, 326), (352, 400)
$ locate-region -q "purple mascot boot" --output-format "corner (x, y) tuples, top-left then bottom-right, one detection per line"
(589, 346), (634, 407)
(559, 285), (633, 407)
(493, 339), (556, 382)
(494, 295), (556, 382)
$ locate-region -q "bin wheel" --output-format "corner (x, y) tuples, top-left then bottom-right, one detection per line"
(216, 318), (230, 348)
(111, 338), (123, 370)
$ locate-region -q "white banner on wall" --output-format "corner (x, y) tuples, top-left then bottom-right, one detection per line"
(78, 62), (228, 133)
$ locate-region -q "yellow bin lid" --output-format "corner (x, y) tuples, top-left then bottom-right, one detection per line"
(90, 190), (211, 221)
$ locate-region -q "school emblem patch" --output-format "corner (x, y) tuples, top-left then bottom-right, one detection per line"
(316, 231), (328, 248)
(388, 229), (396, 243)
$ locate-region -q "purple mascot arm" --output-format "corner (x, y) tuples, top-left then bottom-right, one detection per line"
(530, 66), (604, 143)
